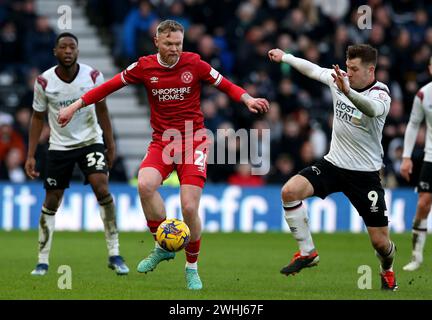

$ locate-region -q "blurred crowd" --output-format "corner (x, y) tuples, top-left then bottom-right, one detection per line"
(1, 0), (432, 187)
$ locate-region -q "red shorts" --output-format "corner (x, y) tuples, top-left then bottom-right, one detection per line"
(139, 137), (209, 188)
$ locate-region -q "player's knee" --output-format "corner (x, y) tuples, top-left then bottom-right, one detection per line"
(137, 179), (157, 199)
(417, 195), (432, 213)
(371, 237), (389, 253)
(281, 184), (299, 202)
(94, 186), (110, 201)
(44, 191), (63, 211)
(182, 203), (198, 218)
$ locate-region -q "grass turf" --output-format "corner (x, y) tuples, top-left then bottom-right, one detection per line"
(0, 231), (430, 300)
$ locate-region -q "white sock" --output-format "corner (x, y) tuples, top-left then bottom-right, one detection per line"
(186, 262), (198, 270)
(283, 201), (315, 256)
(99, 195), (120, 257)
(412, 219), (427, 262)
(38, 207), (56, 265)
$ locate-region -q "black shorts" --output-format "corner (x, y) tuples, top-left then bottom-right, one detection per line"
(299, 158), (388, 227)
(416, 161), (432, 193)
(44, 144), (108, 190)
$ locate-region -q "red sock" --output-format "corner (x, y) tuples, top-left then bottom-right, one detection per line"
(147, 219), (165, 241)
(185, 238), (201, 263)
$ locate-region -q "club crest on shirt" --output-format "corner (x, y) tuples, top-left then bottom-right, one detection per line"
(181, 71), (193, 84)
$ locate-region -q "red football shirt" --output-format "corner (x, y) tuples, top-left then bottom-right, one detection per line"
(120, 52), (222, 141)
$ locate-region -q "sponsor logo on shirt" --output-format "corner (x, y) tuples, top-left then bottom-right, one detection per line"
(152, 87), (192, 102)
(181, 71), (193, 84)
(335, 100), (363, 126)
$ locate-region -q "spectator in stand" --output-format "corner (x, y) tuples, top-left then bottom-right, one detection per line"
(266, 153), (295, 185)
(228, 163), (264, 186)
(0, 112), (26, 175)
(122, 0), (159, 60)
(25, 16), (57, 71)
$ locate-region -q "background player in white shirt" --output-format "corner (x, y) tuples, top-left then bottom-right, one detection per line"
(25, 32), (129, 276)
(269, 44), (398, 290)
(400, 57), (432, 271)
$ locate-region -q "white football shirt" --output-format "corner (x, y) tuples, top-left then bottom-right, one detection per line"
(318, 69), (391, 171)
(403, 81), (432, 162)
(33, 63), (104, 150)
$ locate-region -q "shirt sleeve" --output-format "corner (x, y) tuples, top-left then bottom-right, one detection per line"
(282, 53), (333, 86)
(367, 87), (391, 116)
(197, 59), (222, 85)
(120, 58), (144, 85)
(95, 70), (105, 86)
(402, 93), (425, 158)
(32, 76), (48, 112)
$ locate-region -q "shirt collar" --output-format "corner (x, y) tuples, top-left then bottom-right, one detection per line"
(157, 53), (180, 68)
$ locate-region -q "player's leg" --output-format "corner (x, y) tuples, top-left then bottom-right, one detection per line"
(136, 143), (176, 273)
(176, 137), (208, 289)
(87, 172), (129, 275)
(403, 192), (431, 271)
(280, 159), (338, 275)
(346, 171), (398, 291)
(367, 226), (398, 291)
(31, 149), (74, 276)
(403, 162), (432, 271)
(180, 181), (204, 290)
(31, 189), (64, 275)
(79, 144), (129, 275)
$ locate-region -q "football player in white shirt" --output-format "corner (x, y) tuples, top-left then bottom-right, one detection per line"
(400, 57), (432, 272)
(269, 44), (398, 290)
(25, 32), (129, 276)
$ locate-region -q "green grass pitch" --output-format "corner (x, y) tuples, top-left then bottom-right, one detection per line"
(0, 231), (430, 300)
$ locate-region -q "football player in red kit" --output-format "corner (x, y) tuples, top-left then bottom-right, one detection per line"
(58, 20), (269, 290)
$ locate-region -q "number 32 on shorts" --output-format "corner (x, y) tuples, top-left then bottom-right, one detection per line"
(86, 152), (106, 168)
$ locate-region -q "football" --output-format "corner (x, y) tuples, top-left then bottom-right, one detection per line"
(156, 218), (190, 252)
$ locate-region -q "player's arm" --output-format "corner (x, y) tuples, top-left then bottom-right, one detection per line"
(400, 93), (425, 181)
(332, 64), (387, 117)
(58, 60), (143, 127)
(26, 78), (48, 179)
(268, 48), (330, 85)
(26, 111), (45, 179)
(198, 60), (269, 113)
(57, 73), (125, 127)
(95, 99), (116, 169)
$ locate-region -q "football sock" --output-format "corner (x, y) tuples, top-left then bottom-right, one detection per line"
(99, 194), (120, 257)
(186, 262), (198, 270)
(283, 201), (315, 256)
(411, 218), (427, 262)
(376, 240), (396, 272)
(147, 218), (165, 242)
(185, 238), (201, 264)
(38, 206), (56, 265)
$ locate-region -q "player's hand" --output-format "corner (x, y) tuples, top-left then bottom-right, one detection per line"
(400, 158), (413, 182)
(58, 99), (81, 127)
(245, 97), (270, 114)
(105, 145), (116, 169)
(331, 64), (350, 95)
(25, 156), (40, 179)
(268, 48), (285, 63)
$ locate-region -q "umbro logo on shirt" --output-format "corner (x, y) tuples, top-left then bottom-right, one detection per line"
(150, 77), (159, 83)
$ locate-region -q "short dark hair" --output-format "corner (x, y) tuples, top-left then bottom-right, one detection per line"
(156, 20), (184, 36)
(56, 32), (78, 46)
(346, 44), (377, 66)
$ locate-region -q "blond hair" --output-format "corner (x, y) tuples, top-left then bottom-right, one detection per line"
(156, 20), (184, 37)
